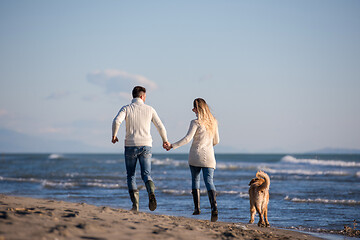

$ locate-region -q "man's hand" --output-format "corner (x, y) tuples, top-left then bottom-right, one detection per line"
(112, 136), (119, 144)
(163, 141), (172, 151)
(163, 141), (169, 149)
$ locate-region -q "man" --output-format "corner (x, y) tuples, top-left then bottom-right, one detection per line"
(112, 86), (169, 212)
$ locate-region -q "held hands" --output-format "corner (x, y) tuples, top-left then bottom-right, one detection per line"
(163, 142), (172, 151)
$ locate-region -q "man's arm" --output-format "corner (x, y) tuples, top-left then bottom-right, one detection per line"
(112, 107), (126, 144)
(151, 108), (169, 145)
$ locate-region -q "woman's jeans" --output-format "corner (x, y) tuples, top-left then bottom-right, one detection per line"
(125, 146), (152, 191)
(189, 165), (216, 191)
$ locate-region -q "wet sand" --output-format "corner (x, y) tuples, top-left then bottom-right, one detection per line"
(0, 194), (322, 240)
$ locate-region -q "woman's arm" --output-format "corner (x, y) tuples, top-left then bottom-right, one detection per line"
(213, 123), (220, 146)
(171, 120), (198, 150)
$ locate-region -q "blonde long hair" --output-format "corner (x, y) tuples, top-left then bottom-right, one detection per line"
(193, 98), (217, 135)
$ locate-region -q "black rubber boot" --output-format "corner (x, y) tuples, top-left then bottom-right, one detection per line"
(129, 190), (139, 212)
(145, 180), (157, 211)
(192, 189), (201, 215)
(207, 190), (218, 222)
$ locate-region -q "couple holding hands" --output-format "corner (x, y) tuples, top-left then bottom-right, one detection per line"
(112, 86), (219, 222)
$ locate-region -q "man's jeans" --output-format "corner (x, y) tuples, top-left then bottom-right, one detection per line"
(189, 165), (216, 191)
(124, 146), (152, 191)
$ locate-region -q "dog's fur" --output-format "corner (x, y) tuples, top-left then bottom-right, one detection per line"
(248, 171), (270, 227)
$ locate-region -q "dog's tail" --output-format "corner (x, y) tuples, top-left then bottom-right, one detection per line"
(256, 171), (270, 191)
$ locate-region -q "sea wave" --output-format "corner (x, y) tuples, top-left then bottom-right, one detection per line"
(161, 189), (249, 198)
(161, 189), (190, 196)
(151, 158), (188, 167)
(0, 176), (43, 183)
(41, 180), (75, 188)
(263, 167), (349, 176)
(86, 182), (120, 189)
(48, 154), (64, 160)
(65, 172), (81, 177)
(217, 163), (260, 171)
(218, 190), (240, 195)
(239, 192), (249, 199)
(153, 158), (258, 171)
(104, 160), (118, 164)
(284, 196), (360, 205)
(0, 175), (125, 189)
(281, 155), (360, 167)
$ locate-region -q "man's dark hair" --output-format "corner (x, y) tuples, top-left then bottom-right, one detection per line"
(132, 86), (146, 98)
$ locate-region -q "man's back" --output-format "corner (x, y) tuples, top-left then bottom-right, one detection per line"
(123, 99), (155, 146)
(112, 98), (167, 147)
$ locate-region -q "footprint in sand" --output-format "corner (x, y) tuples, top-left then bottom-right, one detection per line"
(99, 207), (115, 213)
(62, 209), (79, 218)
(152, 225), (169, 234)
(0, 211), (9, 219)
(80, 236), (107, 240)
(7, 207), (39, 216)
(76, 223), (87, 229)
(49, 224), (68, 235)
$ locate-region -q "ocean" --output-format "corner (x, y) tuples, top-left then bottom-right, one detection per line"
(1, 153), (359, 237)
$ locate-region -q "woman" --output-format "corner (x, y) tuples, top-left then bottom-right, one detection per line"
(166, 98), (219, 222)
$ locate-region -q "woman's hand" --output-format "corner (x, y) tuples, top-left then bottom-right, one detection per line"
(163, 142), (172, 151)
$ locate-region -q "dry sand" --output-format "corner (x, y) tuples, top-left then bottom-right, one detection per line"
(0, 194), (322, 240)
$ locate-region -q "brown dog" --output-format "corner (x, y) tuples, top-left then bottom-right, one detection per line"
(248, 170), (270, 227)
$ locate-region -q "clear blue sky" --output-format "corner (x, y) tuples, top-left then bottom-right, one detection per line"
(0, 0), (359, 153)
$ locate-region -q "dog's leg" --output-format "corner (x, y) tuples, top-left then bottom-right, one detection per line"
(249, 202), (256, 224)
(264, 207), (270, 227)
(256, 205), (264, 227)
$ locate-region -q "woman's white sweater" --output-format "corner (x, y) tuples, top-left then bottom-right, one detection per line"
(112, 98), (168, 147)
(172, 119), (219, 169)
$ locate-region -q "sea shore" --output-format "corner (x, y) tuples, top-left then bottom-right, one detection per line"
(0, 194), (325, 240)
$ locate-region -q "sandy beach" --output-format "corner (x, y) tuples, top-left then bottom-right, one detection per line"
(0, 194), (324, 240)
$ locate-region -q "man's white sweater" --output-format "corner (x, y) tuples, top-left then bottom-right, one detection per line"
(112, 98), (168, 147)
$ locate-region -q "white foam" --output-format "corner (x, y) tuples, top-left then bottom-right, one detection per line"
(65, 172), (81, 177)
(357, 171), (360, 178)
(48, 154), (64, 159)
(86, 182), (120, 189)
(151, 158), (188, 167)
(281, 155), (360, 167)
(41, 180), (75, 188)
(239, 192), (249, 199)
(218, 190), (240, 195)
(0, 176), (42, 183)
(284, 196), (360, 205)
(104, 160), (117, 164)
(217, 163), (242, 170)
(216, 162), (259, 171)
(161, 189), (189, 195)
(263, 167), (349, 176)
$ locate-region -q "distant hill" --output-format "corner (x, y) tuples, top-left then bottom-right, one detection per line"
(2, 128), (359, 154)
(306, 147), (360, 154)
(0, 128), (104, 153)
(152, 144), (244, 154)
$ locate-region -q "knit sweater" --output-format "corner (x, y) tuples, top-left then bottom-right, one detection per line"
(112, 98), (168, 147)
(172, 119), (219, 169)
